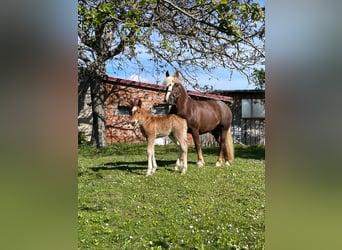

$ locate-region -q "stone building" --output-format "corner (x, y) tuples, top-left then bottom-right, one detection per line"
(78, 76), (233, 145)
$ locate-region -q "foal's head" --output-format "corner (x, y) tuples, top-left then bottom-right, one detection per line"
(131, 99), (144, 125)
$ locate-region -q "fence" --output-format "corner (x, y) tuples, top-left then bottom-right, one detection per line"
(231, 118), (265, 145)
(199, 117), (265, 146)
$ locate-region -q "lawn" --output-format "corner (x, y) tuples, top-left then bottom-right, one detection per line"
(78, 143), (265, 249)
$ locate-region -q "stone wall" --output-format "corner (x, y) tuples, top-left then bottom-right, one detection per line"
(78, 85), (92, 142)
(104, 82), (169, 144)
(77, 80), (194, 145)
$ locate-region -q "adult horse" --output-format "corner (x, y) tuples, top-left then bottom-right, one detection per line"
(163, 71), (234, 167)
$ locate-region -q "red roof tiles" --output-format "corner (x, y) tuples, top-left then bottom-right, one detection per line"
(103, 75), (233, 103)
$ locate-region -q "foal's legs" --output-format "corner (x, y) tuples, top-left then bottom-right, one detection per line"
(146, 137), (157, 176)
(169, 134), (183, 172)
(171, 129), (188, 174)
(179, 138), (188, 175)
(191, 129), (205, 167)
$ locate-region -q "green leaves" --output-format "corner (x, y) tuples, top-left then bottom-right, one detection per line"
(213, 0), (264, 38)
(78, 3), (113, 28)
(78, 0), (265, 89)
(251, 68), (265, 90)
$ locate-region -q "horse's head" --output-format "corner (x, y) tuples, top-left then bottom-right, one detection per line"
(165, 82), (184, 105)
(163, 71), (184, 104)
(131, 99), (143, 125)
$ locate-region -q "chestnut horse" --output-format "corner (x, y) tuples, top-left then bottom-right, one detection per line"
(163, 71), (234, 167)
(131, 99), (188, 176)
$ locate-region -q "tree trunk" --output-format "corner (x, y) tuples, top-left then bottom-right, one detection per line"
(78, 67), (90, 116)
(84, 59), (107, 148)
(89, 74), (107, 147)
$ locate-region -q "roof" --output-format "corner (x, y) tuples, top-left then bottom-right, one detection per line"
(103, 75), (233, 103)
(212, 89), (265, 99)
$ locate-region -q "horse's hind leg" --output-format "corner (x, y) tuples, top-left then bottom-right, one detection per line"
(215, 128), (228, 167)
(210, 129), (223, 167)
(169, 134), (182, 172)
(179, 138), (188, 175)
(152, 148), (158, 174)
(146, 137), (157, 176)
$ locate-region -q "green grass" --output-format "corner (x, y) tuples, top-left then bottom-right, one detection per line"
(78, 143), (265, 249)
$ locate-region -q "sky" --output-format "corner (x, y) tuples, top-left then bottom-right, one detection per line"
(106, 0), (265, 91)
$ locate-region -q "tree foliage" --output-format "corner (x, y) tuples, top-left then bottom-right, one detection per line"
(79, 0), (264, 84)
(251, 67), (265, 90)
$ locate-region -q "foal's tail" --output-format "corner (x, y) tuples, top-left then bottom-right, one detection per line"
(226, 127), (235, 164)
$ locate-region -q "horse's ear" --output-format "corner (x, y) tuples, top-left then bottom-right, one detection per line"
(138, 99), (142, 108)
(166, 71), (170, 77)
(128, 100), (134, 107)
(173, 71), (182, 83)
(173, 70), (181, 79)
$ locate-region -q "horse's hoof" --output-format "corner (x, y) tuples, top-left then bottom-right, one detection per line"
(181, 170), (186, 175)
(174, 166), (179, 171)
(224, 161), (231, 166)
(197, 162), (204, 167)
(215, 161), (222, 167)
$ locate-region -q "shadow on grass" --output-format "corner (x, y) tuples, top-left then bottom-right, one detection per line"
(151, 240), (171, 249)
(201, 144), (265, 160)
(151, 239), (191, 249)
(90, 163), (146, 175)
(79, 206), (104, 212)
(89, 159), (196, 175)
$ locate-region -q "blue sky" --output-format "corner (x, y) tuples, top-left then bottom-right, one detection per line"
(106, 0), (265, 91)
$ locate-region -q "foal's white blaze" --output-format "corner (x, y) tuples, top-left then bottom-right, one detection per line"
(131, 106), (138, 124)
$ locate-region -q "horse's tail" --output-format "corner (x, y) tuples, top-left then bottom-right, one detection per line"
(226, 127), (234, 164)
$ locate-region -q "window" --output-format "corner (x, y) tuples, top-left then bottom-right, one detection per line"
(151, 104), (171, 116)
(241, 99), (265, 118)
(116, 106), (131, 116)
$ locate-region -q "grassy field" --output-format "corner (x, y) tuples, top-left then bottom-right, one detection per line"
(78, 143), (265, 250)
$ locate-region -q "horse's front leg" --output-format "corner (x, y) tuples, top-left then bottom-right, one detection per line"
(191, 130), (205, 167)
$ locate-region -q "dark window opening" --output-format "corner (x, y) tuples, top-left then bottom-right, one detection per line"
(116, 106), (131, 116)
(151, 104), (171, 116)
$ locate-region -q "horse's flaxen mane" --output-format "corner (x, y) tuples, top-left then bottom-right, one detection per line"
(163, 70), (182, 87)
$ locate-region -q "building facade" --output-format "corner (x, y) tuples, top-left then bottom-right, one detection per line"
(78, 76), (265, 145)
(213, 90), (265, 145)
(78, 76), (233, 145)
